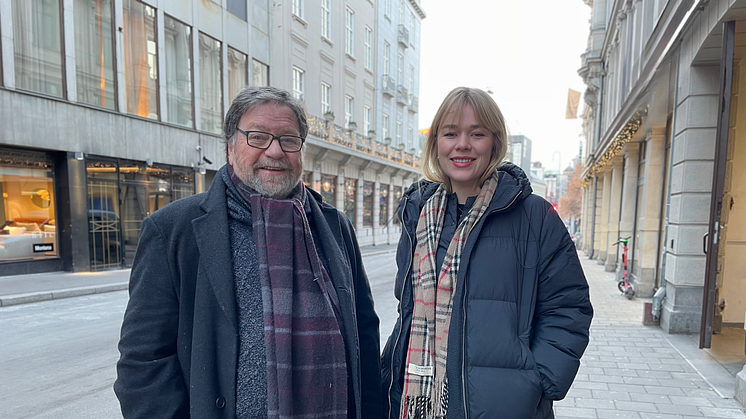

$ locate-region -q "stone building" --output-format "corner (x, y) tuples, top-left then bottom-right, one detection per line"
(578, 0), (746, 403)
(0, 0), (424, 275)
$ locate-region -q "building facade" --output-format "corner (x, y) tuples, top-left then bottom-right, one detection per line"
(0, 0), (425, 275)
(0, 0), (271, 275)
(270, 0), (424, 246)
(578, 0), (746, 404)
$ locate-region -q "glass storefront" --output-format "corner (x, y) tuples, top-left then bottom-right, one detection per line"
(379, 183), (389, 226)
(344, 178), (356, 224)
(363, 181), (373, 227)
(86, 158), (195, 270)
(320, 174), (336, 206)
(392, 185), (402, 225)
(0, 149), (58, 262)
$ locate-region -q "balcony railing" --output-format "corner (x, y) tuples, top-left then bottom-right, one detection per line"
(409, 94), (418, 112)
(398, 25), (409, 48)
(396, 86), (409, 106)
(382, 75), (396, 97)
(306, 114), (420, 168)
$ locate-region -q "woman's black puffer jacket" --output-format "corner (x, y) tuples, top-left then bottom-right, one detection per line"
(380, 163), (593, 419)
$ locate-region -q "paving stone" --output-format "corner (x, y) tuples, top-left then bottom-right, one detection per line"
(554, 406), (598, 418)
(655, 403), (705, 416)
(630, 393), (672, 404)
(596, 408), (642, 418)
(615, 401), (659, 412)
(668, 396), (713, 407)
(698, 407), (746, 418)
(592, 390), (633, 401)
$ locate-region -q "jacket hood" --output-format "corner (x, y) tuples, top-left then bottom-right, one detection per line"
(401, 162), (533, 213)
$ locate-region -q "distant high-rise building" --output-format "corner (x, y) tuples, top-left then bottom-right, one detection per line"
(510, 135), (533, 172)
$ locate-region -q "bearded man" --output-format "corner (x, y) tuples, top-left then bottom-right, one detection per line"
(114, 86), (383, 419)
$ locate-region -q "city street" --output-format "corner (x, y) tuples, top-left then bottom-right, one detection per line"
(2, 250), (745, 418)
(0, 251), (400, 419)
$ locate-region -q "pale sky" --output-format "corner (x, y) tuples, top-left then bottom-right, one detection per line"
(418, 1), (591, 172)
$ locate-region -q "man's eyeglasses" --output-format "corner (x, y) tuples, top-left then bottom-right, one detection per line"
(237, 129), (305, 152)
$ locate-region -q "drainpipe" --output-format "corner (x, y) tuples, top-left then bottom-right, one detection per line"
(653, 44), (682, 322)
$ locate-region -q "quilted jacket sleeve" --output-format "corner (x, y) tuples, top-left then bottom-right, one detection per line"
(531, 202), (593, 400)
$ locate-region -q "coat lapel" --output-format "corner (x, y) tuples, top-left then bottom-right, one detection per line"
(192, 177), (237, 332)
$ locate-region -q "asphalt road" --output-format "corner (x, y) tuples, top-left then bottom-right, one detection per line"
(0, 251), (400, 419)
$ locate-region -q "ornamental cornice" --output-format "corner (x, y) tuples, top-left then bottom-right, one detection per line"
(408, 0), (426, 19)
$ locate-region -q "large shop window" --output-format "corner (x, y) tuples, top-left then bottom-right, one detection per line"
(392, 185), (402, 225)
(86, 158), (195, 270)
(227, 47), (247, 104)
(320, 174), (336, 206)
(123, 0), (158, 119)
(164, 15), (193, 128)
(12, 0), (64, 97)
(363, 181), (373, 227)
(0, 150), (58, 262)
(379, 183), (389, 226)
(344, 178), (356, 224)
(199, 32), (223, 135)
(74, 0), (116, 109)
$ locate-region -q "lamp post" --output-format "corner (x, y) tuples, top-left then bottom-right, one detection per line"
(552, 151), (561, 202)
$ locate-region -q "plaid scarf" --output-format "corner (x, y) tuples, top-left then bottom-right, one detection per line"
(229, 167), (348, 419)
(400, 172), (498, 419)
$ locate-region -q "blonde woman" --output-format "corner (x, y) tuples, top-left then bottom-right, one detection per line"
(381, 87), (593, 419)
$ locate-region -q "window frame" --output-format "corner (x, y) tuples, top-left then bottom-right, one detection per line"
(321, 82), (331, 114)
(292, 66), (305, 102)
(345, 95), (354, 128)
(321, 0), (331, 40)
(345, 7), (355, 57)
(383, 42), (390, 76)
(364, 26), (373, 71)
(292, 0), (304, 19)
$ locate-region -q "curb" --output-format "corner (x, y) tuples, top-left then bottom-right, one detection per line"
(0, 282), (129, 308)
(0, 249), (397, 308)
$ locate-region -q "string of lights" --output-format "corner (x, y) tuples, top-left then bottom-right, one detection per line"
(581, 111), (643, 187)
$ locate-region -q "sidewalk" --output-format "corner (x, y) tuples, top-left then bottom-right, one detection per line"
(555, 256), (746, 419)
(0, 243), (398, 307)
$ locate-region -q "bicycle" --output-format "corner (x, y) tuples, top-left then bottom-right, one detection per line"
(612, 237), (635, 299)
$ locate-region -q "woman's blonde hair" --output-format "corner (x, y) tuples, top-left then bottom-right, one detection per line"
(422, 87), (509, 193)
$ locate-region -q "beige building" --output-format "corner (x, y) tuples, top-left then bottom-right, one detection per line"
(578, 0), (746, 404)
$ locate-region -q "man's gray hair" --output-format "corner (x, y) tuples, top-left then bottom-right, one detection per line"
(223, 86), (308, 156)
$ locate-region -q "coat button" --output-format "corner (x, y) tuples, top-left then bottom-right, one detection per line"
(216, 397), (226, 409)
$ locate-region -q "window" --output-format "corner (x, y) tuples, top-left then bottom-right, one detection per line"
(410, 12), (415, 46)
(0, 149), (58, 262)
(252, 59), (269, 86)
(320, 174), (336, 206)
(345, 95), (354, 128)
(382, 114), (389, 141)
(345, 8), (354, 56)
(384, 0), (391, 18)
(199, 32), (222, 134)
(292, 67), (305, 101)
(321, 82), (331, 114)
(363, 181), (373, 227)
(344, 178), (356, 224)
(227, 0), (247, 21)
(321, 0), (331, 39)
(408, 128), (413, 150)
(397, 53), (403, 85)
(379, 184), (389, 226)
(383, 42), (390, 75)
(12, 0), (64, 97)
(409, 65), (415, 92)
(164, 16), (193, 128)
(392, 186), (402, 225)
(123, 0), (158, 119)
(363, 106), (371, 135)
(364, 26), (373, 70)
(74, 0), (116, 109)
(399, 0), (405, 24)
(227, 47), (247, 104)
(396, 121), (402, 145)
(292, 0), (303, 19)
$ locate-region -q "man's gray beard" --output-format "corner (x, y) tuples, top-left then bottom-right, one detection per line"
(243, 171), (302, 199)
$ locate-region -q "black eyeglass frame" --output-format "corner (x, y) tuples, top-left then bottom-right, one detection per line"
(236, 129), (306, 152)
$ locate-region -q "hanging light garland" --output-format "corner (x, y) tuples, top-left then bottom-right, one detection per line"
(581, 111), (643, 188)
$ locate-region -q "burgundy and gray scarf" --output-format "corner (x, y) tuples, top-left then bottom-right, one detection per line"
(400, 172), (498, 419)
(229, 168), (348, 418)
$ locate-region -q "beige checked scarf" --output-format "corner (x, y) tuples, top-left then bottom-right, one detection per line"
(400, 172), (499, 419)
